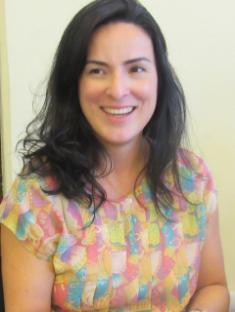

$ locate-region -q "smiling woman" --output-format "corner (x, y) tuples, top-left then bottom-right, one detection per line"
(0, 0), (230, 311)
(79, 22), (157, 149)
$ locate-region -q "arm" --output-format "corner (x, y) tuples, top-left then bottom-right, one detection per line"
(1, 225), (54, 312)
(186, 207), (230, 312)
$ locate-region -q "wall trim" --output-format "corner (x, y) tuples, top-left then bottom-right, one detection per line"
(0, 0), (12, 193)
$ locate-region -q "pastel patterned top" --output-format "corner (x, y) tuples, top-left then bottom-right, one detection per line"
(0, 150), (217, 311)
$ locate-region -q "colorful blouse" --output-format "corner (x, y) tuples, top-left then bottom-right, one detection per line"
(0, 150), (217, 311)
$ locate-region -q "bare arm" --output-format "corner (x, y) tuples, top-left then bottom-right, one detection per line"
(1, 225), (54, 312)
(187, 208), (230, 312)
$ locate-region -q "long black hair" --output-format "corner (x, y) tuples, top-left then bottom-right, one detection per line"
(19, 0), (188, 213)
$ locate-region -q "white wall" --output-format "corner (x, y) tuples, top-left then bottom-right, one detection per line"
(1, 0), (235, 290)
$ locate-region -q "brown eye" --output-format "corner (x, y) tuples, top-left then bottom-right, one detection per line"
(89, 68), (105, 75)
(130, 66), (146, 73)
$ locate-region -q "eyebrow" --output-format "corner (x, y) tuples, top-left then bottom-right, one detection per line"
(86, 57), (152, 66)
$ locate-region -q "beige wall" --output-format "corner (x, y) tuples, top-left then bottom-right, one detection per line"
(0, 0), (234, 289)
(149, 0), (235, 290)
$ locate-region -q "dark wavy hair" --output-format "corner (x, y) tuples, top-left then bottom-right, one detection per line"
(19, 0), (188, 214)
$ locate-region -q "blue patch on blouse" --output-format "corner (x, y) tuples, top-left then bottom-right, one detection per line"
(138, 284), (148, 300)
(94, 278), (108, 299)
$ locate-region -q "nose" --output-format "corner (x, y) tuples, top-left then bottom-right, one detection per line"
(105, 71), (130, 100)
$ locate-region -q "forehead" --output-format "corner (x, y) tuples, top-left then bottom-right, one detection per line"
(86, 22), (155, 61)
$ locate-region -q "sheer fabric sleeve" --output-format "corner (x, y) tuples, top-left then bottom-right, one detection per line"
(180, 149), (218, 217)
(193, 152), (217, 218)
(202, 163), (217, 218)
(0, 174), (62, 260)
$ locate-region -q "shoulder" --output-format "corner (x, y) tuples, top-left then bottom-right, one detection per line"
(0, 173), (64, 260)
(1, 172), (57, 208)
(162, 149), (217, 217)
(176, 148), (216, 191)
(176, 148), (217, 215)
(177, 148), (213, 179)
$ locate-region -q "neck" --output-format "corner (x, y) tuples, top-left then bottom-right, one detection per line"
(95, 137), (149, 200)
(98, 136), (148, 176)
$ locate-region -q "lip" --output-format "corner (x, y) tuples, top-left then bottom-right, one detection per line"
(100, 105), (137, 109)
(100, 105), (137, 121)
(102, 106), (135, 114)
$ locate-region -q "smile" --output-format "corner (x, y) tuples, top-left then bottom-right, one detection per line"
(101, 106), (136, 115)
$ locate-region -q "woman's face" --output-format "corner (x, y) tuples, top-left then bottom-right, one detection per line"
(79, 22), (158, 149)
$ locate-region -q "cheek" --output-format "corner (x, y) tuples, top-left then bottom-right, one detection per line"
(135, 79), (158, 104)
(79, 80), (104, 106)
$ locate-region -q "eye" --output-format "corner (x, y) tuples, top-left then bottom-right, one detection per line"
(88, 68), (105, 75)
(130, 65), (146, 73)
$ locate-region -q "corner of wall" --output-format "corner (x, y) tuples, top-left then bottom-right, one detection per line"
(0, 0), (13, 192)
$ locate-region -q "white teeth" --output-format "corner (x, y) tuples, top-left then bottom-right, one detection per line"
(102, 107), (134, 115)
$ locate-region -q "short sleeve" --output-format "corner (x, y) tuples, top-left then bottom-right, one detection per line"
(0, 174), (61, 260)
(178, 148), (218, 217)
(199, 156), (217, 218)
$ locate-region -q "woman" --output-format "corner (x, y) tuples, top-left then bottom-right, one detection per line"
(0, 0), (229, 311)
